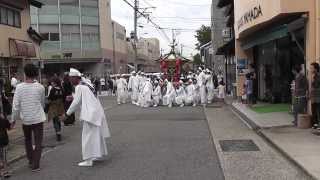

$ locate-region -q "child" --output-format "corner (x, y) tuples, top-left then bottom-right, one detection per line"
(218, 81), (226, 102)
(0, 116), (11, 178)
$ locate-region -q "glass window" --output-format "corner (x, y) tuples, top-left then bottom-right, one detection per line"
(0, 7), (7, 25)
(60, 15), (80, 24)
(81, 7), (98, 17)
(60, 5), (79, 15)
(39, 15), (59, 24)
(14, 11), (21, 27)
(50, 33), (60, 41)
(81, 16), (99, 25)
(81, 0), (98, 8)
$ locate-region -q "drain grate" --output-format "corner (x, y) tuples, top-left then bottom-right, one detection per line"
(219, 139), (260, 152)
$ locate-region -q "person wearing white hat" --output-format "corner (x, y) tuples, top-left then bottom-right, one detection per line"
(174, 81), (186, 107)
(162, 78), (176, 108)
(137, 72), (147, 106)
(205, 70), (214, 103)
(152, 80), (161, 107)
(197, 68), (207, 106)
(128, 71), (139, 105)
(185, 79), (196, 106)
(140, 78), (153, 108)
(64, 68), (110, 167)
(116, 74), (128, 105)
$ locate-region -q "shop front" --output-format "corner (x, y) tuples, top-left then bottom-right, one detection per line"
(234, 0), (317, 104)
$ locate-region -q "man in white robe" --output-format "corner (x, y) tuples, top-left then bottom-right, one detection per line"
(185, 79), (196, 106)
(175, 80), (186, 107)
(162, 79), (176, 108)
(152, 80), (161, 107)
(116, 75), (128, 105)
(193, 79), (200, 106)
(140, 78), (153, 108)
(65, 68), (111, 167)
(137, 73), (147, 106)
(205, 69), (214, 103)
(128, 71), (139, 105)
(197, 68), (207, 105)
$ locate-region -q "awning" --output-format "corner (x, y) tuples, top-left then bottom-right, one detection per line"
(29, 0), (43, 8)
(241, 25), (289, 50)
(216, 38), (235, 56)
(9, 39), (36, 58)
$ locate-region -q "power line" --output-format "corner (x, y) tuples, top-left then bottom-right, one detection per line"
(122, 0), (171, 42)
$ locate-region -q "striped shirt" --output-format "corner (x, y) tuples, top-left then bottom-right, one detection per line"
(11, 82), (46, 125)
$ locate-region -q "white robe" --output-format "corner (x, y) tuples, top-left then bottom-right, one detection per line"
(175, 87), (186, 105)
(128, 75), (139, 103)
(152, 85), (161, 106)
(185, 84), (196, 105)
(137, 77), (146, 106)
(66, 84), (110, 160)
(197, 72), (207, 104)
(162, 82), (176, 107)
(117, 78), (128, 104)
(140, 81), (153, 108)
(206, 74), (214, 103)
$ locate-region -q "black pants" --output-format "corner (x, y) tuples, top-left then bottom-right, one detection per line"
(312, 103), (320, 126)
(22, 123), (43, 169)
(53, 116), (61, 134)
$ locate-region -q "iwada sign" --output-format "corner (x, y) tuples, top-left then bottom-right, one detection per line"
(237, 5), (263, 31)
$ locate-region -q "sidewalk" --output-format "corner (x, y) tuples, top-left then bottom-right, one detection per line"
(231, 101), (320, 180)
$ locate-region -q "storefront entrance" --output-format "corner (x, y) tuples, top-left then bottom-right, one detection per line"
(253, 26), (305, 103)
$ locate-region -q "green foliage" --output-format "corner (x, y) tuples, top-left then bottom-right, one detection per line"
(193, 53), (202, 65)
(195, 25), (211, 50)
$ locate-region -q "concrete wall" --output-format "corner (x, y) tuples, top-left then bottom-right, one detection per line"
(99, 0), (113, 60)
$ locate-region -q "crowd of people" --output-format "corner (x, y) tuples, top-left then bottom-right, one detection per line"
(114, 67), (226, 108)
(0, 65), (111, 178)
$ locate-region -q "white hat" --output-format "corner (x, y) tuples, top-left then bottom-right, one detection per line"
(188, 79), (193, 83)
(179, 80), (183, 84)
(154, 80), (159, 84)
(131, 71), (136, 74)
(69, 68), (81, 77)
(198, 67), (203, 71)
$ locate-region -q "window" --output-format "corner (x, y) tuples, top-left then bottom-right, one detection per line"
(0, 6), (21, 28)
(0, 7), (7, 24)
(50, 33), (60, 41)
(7, 9), (14, 26)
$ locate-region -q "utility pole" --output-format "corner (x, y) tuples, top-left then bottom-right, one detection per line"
(134, 0), (138, 71)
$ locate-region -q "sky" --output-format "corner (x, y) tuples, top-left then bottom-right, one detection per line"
(111, 0), (212, 58)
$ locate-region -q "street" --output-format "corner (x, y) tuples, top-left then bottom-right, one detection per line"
(9, 97), (225, 180)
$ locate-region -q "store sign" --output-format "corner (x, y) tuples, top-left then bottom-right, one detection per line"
(237, 5), (263, 30)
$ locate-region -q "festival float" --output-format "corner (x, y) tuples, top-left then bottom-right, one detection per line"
(158, 44), (190, 82)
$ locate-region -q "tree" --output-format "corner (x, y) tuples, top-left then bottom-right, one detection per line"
(195, 25), (211, 50)
(193, 53), (202, 65)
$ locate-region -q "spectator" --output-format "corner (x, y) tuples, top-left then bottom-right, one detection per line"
(10, 74), (19, 94)
(310, 62), (320, 130)
(62, 74), (75, 126)
(11, 64), (46, 172)
(48, 77), (65, 141)
(100, 77), (106, 92)
(218, 81), (226, 102)
(245, 73), (253, 106)
(293, 64), (308, 126)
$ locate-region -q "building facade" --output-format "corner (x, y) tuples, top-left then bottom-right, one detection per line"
(234, 0), (318, 104)
(211, 0), (228, 75)
(0, 0), (42, 80)
(31, 0), (113, 77)
(137, 38), (160, 72)
(111, 21), (127, 74)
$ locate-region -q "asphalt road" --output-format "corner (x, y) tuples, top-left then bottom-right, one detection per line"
(9, 97), (225, 180)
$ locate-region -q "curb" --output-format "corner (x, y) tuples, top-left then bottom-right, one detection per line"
(257, 130), (317, 180)
(229, 104), (316, 180)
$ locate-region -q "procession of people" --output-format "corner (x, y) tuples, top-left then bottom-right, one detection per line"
(115, 67), (225, 108)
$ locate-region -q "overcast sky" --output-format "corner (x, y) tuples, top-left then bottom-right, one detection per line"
(111, 0), (212, 57)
